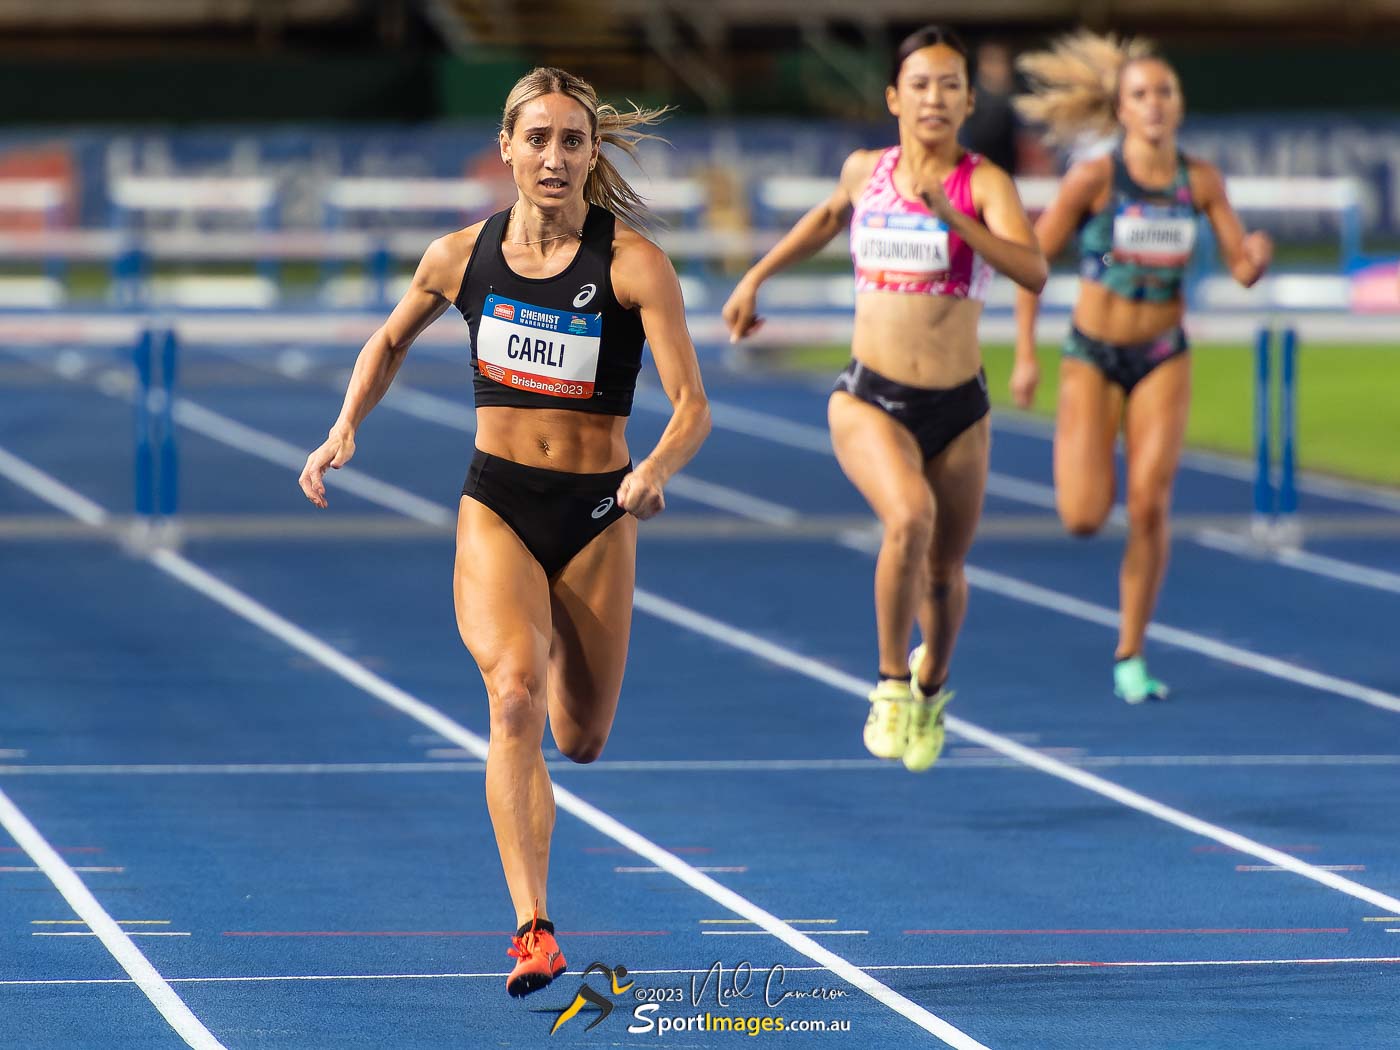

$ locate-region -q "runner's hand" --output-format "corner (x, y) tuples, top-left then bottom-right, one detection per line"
(1242, 231), (1273, 278)
(1009, 352), (1040, 410)
(721, 280), (765, 343)
(617, 460), (666, 520)
(299, 431), (355, 509)
(915, 180), (956, 224)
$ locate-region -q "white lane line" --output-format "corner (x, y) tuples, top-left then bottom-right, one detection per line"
(1, 866), (124, 873)
(4, 754), (1400, 776)
(952, 561), (1400, 716)
(143, 551), (990, 1049)
(34, 932), (191, 937)
(0, 788), (225, 1049)
(635, 389), (1400, 594)
(705, 935), (868, 940)
(1195, 528), (1400, 596)
(3, 956), (1398, 986)
(171, 400), (454, 527)
(631, 589), (1400, 918)
(1236, 865), (1366, 873)
(616, 866), (748, 874)
(0, 444), (109, 526)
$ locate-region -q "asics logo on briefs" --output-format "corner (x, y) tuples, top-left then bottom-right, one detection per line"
(592, 497), (615, 519)
(572, 283), (597, 307)
(874, 396), (907, 412)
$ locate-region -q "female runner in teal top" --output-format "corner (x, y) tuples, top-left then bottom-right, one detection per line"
(1012, 32), (1272, 703)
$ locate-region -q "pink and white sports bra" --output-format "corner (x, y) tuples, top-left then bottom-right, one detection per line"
(850, 146), (992, 300)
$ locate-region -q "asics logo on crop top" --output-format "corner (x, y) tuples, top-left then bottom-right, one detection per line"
(592, 497), (615, 519)
(573, 284), (598, 308)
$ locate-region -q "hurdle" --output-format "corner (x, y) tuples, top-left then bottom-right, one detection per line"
(1252, 322), (1301, 549)
(131, 325), (180, 548)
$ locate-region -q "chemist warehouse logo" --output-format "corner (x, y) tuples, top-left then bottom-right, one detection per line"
(493, 302), (516, 320)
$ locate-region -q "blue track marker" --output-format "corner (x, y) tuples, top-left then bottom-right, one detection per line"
(133, 328), (154, 518)
(1279, 326), (1298, 519)
(157, 327), (179, 519)
(1252, 325), (1273, 520)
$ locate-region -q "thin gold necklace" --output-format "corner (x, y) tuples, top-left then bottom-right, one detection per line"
(508, 206), (583, 246)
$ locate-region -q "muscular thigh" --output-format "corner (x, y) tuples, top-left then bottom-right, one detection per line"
(925, 414), (990, 565)
(453, 496), (552, 691)
(1124, 353), (1191, 498)
(1055, 357), (1123, 522)
(547, 514), (638, 742)
(829, 391), (930, 521)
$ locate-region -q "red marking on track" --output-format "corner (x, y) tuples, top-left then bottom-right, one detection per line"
(1193, 844), (1320, 854)
(901, 935), (1349, 940)
(583, 846), (713, 854)
(221, 930), (671, 938)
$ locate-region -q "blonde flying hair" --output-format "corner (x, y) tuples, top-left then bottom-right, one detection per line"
(501, 67), (671, 229)
(1014, 31), (1161, 145)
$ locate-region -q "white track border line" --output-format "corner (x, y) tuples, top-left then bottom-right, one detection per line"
(4, 753), (1400, 776)
(4, 955), (1399, 986)
(0, 446), (988, 1049)
(0, 787), (226, 1049)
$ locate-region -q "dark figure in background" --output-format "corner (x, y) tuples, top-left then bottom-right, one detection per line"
(959, 41), (1020, 175)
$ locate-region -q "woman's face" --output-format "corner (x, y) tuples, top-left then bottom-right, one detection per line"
(1117, 60), (1183, 145)
(885, 45), (972, 148)
(499, 92), (598, 211)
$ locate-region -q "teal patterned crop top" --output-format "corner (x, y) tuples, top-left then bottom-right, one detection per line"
(1077, 149), (1200, 303)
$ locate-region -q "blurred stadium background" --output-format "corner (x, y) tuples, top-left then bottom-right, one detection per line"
(1, 0), (1397, 481)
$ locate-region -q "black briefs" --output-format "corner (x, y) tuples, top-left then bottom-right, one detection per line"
(461, 450), (631, 578)
(833, 360), (990, 461)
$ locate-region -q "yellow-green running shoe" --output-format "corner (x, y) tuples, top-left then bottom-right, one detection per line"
(904, 645), (954, 772)
(1114, 655), (1169, 704)
(863, 678), (912, 759)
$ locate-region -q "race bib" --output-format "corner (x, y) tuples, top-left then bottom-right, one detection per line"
(477, 293), (601, 399)
(852, 212), (950, 283)
(1112, 204), (1197, 267)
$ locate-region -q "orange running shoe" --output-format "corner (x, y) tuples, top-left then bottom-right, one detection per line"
(506, 907), (567, 998)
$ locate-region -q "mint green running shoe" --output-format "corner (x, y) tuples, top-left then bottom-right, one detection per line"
(903, 645), (954, 772)
(1114, 656), (1169, 705)
(863, 678), (912, 759)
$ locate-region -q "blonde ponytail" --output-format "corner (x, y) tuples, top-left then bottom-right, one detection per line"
(501, 67), (672, 229)
(1014, 31), (1158, 145)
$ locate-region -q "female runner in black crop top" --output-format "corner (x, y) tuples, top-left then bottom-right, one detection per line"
(298, 67), (710, 999)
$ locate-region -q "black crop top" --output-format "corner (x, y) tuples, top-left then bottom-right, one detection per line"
(455, 204), (645, 416)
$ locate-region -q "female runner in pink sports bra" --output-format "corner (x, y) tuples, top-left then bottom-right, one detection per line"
(723, 25), (1046, 772)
